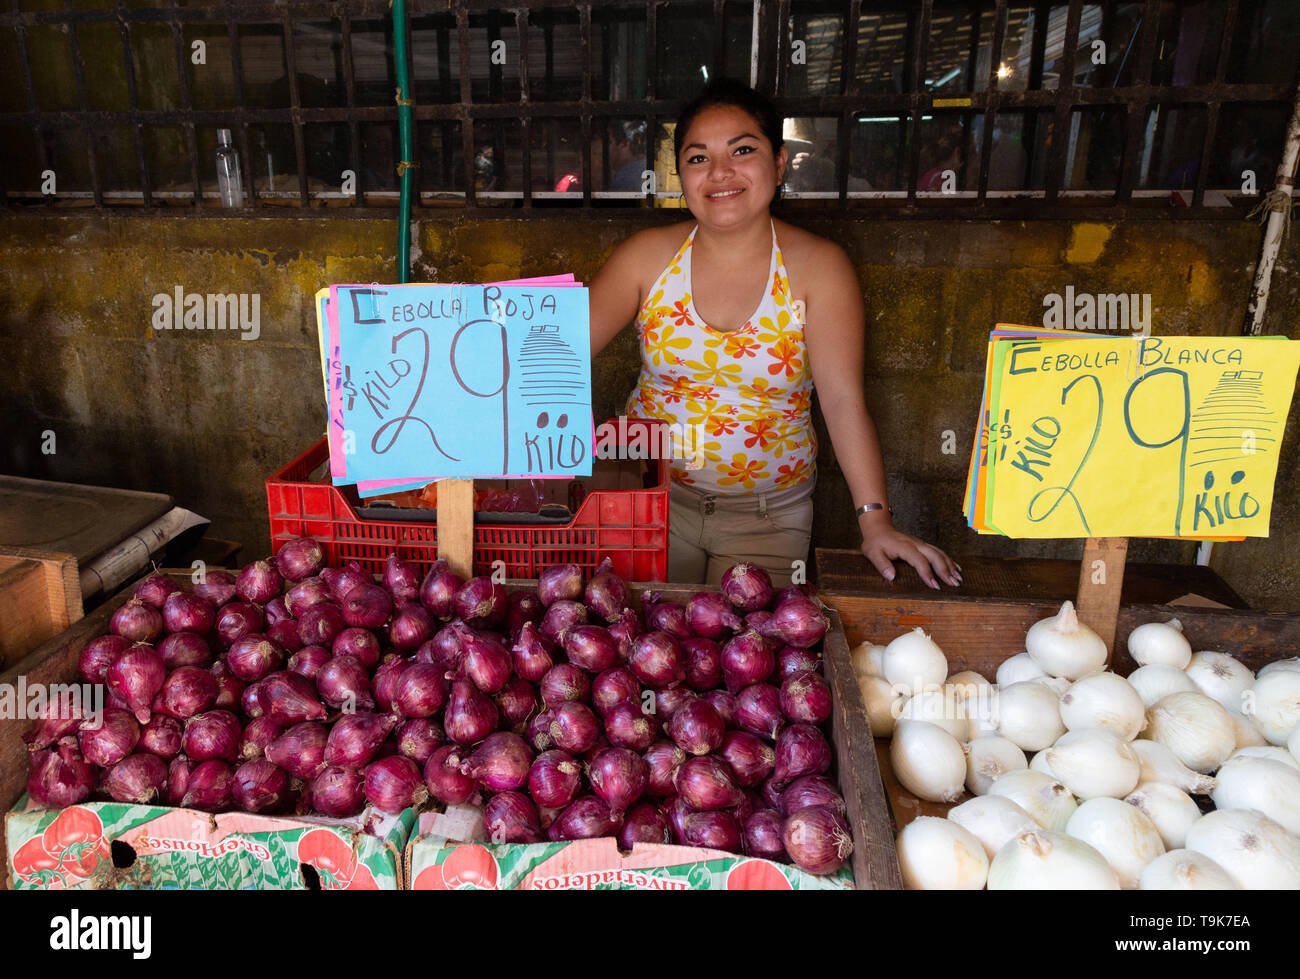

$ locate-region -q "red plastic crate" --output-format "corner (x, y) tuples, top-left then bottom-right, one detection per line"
(266, 419), (670, 582)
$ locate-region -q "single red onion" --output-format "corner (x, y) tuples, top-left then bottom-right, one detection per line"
(195, 569), (238, 607)
(154, 665), (219, 720)
(674, 755), (744, 811)
(548, 701), (599, 755)
(453, 577), (508, 628)
(103, 753), (168, 804)
(239, 716), (284, 760)
(684, 810), (744, 853)
(588, 747), (648, 816)
(111, 599), (163, 643)
(424, 745), (478, 804)
(526, 709), (557, 752)
(462, 630), (513, 693)
(266, 721), (329, 779)
(643, 593), (691, 640)
(563, 625), (620, 673)
(162, 591), (215, 635)
(383, 552), (421, 603)
(78, 708), (140, 767)
(720, 730), (778, 787)
(236, 560), (283, 605)
(241, 681), (265, 719)
(166, 755), (194, 806)
(79, 635), (128, 684)
(783, 805), (853, 874)
(744, 810), (789, 861)
(494, 677), (538, 732)
(274, 536), (325, 582)
(342, 583), (393, 630)
(540, 663), (591, 709)
(419, 560), (463, 620)
(687, 591), (744, 640)
(183, 710), (241, 762)
(181, 759), (234, 811)
(773, 723), (832, 789)
(322, 561), (369, 603)
(702, 689), (738, 727)
(655, 686), (696, 724)
(215, 602), (264, 647)
(664, 795), (693, 845)
(325, 712), (395, 768)
(619, 801), (670, 849)
(134, 571), (181, 608)
(528, 749), (583, 808)
(721, 563), (775, 612)
(310, 766), (366, 817)
(735, 684), (784, 741)
(779, 774), (847, 818)
(780, 672), (833, 724)
(107, 642), (166, 723)
(316, 655), (374, 710)
(485, 791), (544, 843)
(299, 602), (347, 647)
(373, 655), (409, 709)
(27, 742), (96, 808)
(332, 627), (382, 669)
(604, 702), (657, 752)
(158, 632), (212, 670)
(232, 758), (294, 813)
(505, 590), (544, 639)
(389, 602), (436, 651)
(423, 622), (468, 672)
(266, 597), (294, 629)
(761, 774), (785, 809)
(629, 631), (685, 689)
(257, 672), (328, 726)
(397, 718), (444, 765)
(682, 638), (724, 691)
(210, 661), (245, 711)
(745, 611), (783, 653)
(778, 646), (823, 681)
(227, 635), (285, 683)
(394, 663), (449, 718)
(444, 678), (499, 744)
(548, 795), (621, 841)
(540, 599), (587, 645)
(285, 577), (331, 618)
(585, 557), (629, 622)
(537, 563), (584, 607)
(287, 645), (331, 679)
(644, 741), (687, 796)
(24, 709), (83, 753)
(461, 732), (533, 791)
(667, 699), (726, 756)
(759, 595), (829, 650)
(592, 668), (644, 717)
(773, 583), (819, 605)
(606, 607), (642, 661)
(722, 630), (776, 694)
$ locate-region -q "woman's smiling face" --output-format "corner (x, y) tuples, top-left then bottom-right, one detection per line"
(677, 104), (787, 225)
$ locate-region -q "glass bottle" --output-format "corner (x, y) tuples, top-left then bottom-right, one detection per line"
(216, 129), (245, 207)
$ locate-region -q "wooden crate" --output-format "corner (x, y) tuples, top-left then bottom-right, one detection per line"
(0, 546), (83, 669)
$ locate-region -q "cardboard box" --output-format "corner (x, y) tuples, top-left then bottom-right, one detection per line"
(7, 795), (415, 890)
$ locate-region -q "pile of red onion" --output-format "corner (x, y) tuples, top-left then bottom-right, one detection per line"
(26, 546), (853, 876)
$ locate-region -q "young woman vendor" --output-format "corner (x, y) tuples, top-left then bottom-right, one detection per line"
(589, 80), (961, 591)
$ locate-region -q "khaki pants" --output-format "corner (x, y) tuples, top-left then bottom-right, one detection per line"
(667, 479), (815, 587)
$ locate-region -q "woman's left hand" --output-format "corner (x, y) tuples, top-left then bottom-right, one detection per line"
(860, 523), (962, 590)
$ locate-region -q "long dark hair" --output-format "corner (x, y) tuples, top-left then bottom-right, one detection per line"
(674, 79), (784, 164)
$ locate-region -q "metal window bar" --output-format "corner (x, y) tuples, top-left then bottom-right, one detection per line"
(168, 0), (202, 207)
(225, 1), (256, 207)
(340, 1), (361, 206)
(117, 0), (151, 207)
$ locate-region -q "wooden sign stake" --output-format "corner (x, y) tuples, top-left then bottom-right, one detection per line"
(437, 478), (475, 579)
(1075, 537), (1128, 665)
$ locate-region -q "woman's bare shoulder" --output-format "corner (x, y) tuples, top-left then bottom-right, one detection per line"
(774, 219), (855, 287)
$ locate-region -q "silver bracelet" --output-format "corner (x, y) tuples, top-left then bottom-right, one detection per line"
(855, 503), (893, 517)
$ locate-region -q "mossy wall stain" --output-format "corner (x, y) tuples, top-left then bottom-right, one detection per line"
(0, 212), (1296, 611)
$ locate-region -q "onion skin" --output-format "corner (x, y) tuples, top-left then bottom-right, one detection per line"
(585, 557), (630, 622)
(419, 560), (464, 620)
(667, 699), (726, 756)
(782, 805), (854, 874)
(779, 672), (833, 724)
(686, 592), (744, 640)
(27, 742), (96, 808)
(215, 602), (265, 648)
(257, 671), (328, 726)
(674, 756), (744, 811)
(238, 716), (284, 760)
(759, 595), (829, 650)
(396, 718), (445, 766)
(644, 594), (692, 641)
(773, 723), (833, 790)
(389, 602), (437, 652)
(111, 599), (164, 643)
(644, 741), (687, 797)
(232, 758), (294, 814)
(721, 631), (776, 694)
(606, 608), (642, 662)
(180, 759), (235, 811)
(526, 709), (558, 752)
(162, 592), (216, 635)
(721, 563), (774, 612)
(424, 745), (478, 804)
(548, 795), (622, 842)
(655, 686), (696, 725)
(138, 715), (183, 760)
(393, 663), (450, 718)
(194, 570), (238, 607)
(462, 631), (513, 694)
(444, 678), (499, 744)
(548, 702), (600, 755)
(628, 631), (686, 689)
(540, 600), (588, 645)
(154, 666), (219, 720)
(310, 766), (367, 818)
(264, 596), (292, 627)
(322, 562), (369, 604)
(454, 577), (508, 629)
(80, 635), (129, 685)
(103, 753), (169, 805)
(779, 775), (846, 818)
(604, 702), (657, 752)
(703, 690), (738, 728)
(588, 747), (649, 816)
(78, 708), (141, 768)
(511, 622), (556, 683)
(364, 756), (429, 814)
(316, 655), (375, 710)
(265, 722), (329, 780)
(275, 537), (326, 582)
(563, 625), (620, 674)
(372, 656), (409, 710)
(235, 560), (283, 605)
(620, 801), (671, 849)
(324, 712), (395, 768)
(719, 730), (778, 787)
(684, 810), (744, 853)
(183, 710), (242, 763)
(134, 572), (182, 609)
(777, 647), (823, 682)
(538, 563), (585, 607)
(735, 684), (784, 741)
(592, 668), (643, 717)
(383, 552), (421, 603)
(540, 664), (592, 709)
(167, 756), (194, 806)
(505, 591), (545, 641)
(298, 602), (347, 648)
(284, 577), (331, 619)
(461, 732), (534, 792)
(744, 810), (789, 862)
(210, 662), (246, 712)
(485, 791), (545, 844)
(157, 632), (212, 670)
(494, 677), (539, 733)
(528, 750), (583, 808)
(683, 638), (724, 692)
(342, 584), (393, 630)
(107, 643), (167, 724)
(332, 628), (382, 670)
(227, 635), (286, 683)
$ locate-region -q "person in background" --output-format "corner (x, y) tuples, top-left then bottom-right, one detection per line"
(588, 79), (961, 590)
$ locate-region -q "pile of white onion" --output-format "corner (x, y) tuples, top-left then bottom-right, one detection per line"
(851, 605), (1300, 890)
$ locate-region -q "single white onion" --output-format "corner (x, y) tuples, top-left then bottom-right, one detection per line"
(1026, 601), (1108, 681)
(1244, 669), (1300, 745)
(882, 627), (948, 697)
(1229, 744), (1300, 771)
(1145, 691), (1236, 774)
(1259, 657), (1300, 678)
(1139, 849), (1241, 891)
(1059, 672), (1145, 741)
(1028, 750), (1056, 777)
(858, 674), (904, 737)
(897, 687), (969, 742)
(988, 829), (1119, 890)
(1127, 663), (1197, 708)
(948, 795), (1038, 859)
(948, 670), (993, 694)
(896, 816), (988, 890)
(1185, 809), (1300, 889)
(1046, 729), (1141, 800)
(1124, 782), (1203, 850)
(988, 770), (1077, 831)
(850, 641), (887, 678)
(1228, 708), (1268, 749)
(996, 652), (1046, 687)
(965, 736), (1028, 796)
(1210, 755), (1300, 836)
(997, 681), (1065, 752)
(1130, 739), (1217, 795)
(1066, 797), (1166, 890)
(1185, 651), (1255, 712)
(891, 720), (966, 803)
(1127, 618), (1192, 670)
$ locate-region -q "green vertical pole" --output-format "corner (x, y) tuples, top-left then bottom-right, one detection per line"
(394, 0), (413, 283)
